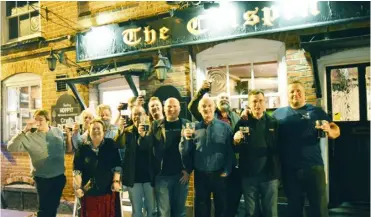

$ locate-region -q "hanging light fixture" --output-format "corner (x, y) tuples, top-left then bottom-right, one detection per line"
(46, 49), (64, 71)
(154, 50), (171, 82)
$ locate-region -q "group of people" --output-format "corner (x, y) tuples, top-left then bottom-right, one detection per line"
(7, 79), (340, 217)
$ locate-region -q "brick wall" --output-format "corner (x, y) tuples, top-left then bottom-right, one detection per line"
(1, 1), (369, 206)
(1, 1), (173, 202)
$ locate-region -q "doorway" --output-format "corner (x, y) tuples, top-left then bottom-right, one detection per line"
(326, 63), (370, 207)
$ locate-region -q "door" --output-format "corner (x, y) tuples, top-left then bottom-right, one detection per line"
(326, 63), (370, 207)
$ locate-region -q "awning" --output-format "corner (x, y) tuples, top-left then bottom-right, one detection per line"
(55, 63), (152, 109)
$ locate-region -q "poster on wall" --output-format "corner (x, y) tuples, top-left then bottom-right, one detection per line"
(51, 94), (82, 130)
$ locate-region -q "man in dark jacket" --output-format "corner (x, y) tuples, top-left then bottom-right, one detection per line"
(115, 106), (155, 217)
(188, 80), (243, 217)
(181, 97), (234, 217)
(233, 90), (280, 217)
(150, 98), (191, 217)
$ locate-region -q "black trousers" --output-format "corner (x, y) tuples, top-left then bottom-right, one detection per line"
(194, 170), (228, 217)
(34, 174), (66, 217)
(283, 166), (328, 217)
(227, 167), (243, 217)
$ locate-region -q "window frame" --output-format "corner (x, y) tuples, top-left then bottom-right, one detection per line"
(2, 73), (42, 142)
(206, 62), (282, 110)
(1, 1), (41, 45)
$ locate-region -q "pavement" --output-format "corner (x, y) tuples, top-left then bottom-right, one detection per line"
(1, 201), (369, 217)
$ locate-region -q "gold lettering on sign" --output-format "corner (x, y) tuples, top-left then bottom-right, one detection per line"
(122, 27), (142, 46)
(143, 26), (156, 45)
(187, 15), (208, 35)
(159, 27), (170, 40)
(243, 7), (260, 26)
(262, 6), (280, 26)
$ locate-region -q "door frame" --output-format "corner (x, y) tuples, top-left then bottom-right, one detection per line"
(317, 47), (370, 203)
(326, 63), (370, 122)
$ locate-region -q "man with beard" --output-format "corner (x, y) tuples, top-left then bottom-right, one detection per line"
(272, 80), (340, 217)
(188, 80), (242, 217)
(181, 97), (234, 217)
(149, 98), (191, 217)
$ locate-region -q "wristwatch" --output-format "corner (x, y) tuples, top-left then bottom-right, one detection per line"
(113, 180), (120, 183)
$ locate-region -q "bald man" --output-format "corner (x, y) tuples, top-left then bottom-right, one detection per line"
(181, 97), (234, 217)
(188, 81), (243, 217)
(149, 97), (191, 217)
(188, 81), (240, 129)
(272, 80), (340, 217)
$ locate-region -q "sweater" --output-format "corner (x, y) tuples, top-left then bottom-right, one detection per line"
(7, 127), (66, 178)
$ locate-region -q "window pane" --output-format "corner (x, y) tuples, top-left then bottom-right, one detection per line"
(19, 14), (31, 37)
(254, 62), (279, 93)
(17, 1), (28, 10)
(330, 67), (360, 121)
(366, 66), (370, 121)
(9, 17), (19, 40)
(229, 63), (250, 96)
(20, 86), (29, 109)
(8, 112), (20, 137)
(6, 1), (16, 16)
(7, 87), (19, 112)
(31, 85), (41, 109)
(207, 66), (227, 97)
(30, 11), (40, 33)
(230, 97), (248, 111)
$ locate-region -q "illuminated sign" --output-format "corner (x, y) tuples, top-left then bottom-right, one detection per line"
(76, 1), (370, 62)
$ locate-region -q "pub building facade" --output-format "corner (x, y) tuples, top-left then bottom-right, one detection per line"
(1, 1), (370, 214)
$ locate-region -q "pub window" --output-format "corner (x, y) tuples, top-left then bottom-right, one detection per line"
(2, 1), (41, 44)
(207, 61), (280, 113)
(2, 73), (42, 142)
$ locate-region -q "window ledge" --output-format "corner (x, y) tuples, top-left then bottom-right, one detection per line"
(1, 33), (44, 50)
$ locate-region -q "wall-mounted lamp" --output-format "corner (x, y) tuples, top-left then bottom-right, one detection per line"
(154, 50), (171, 82)
(46, 48), (90, 74)
(46, 49), (64, 71)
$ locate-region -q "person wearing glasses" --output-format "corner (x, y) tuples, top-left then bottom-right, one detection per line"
(233, 90), (280, 217)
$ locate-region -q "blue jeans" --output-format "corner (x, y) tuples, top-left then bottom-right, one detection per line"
(155, 174), (189, 217)
(241, 177), (279, 217)
(128, 182), (155, 217)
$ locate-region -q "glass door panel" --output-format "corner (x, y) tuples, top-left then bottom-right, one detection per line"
(366, 66), (370, 120)
(330, 67), (360, 121)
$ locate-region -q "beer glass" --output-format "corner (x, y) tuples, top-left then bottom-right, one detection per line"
(29, 120), (37, 133)
(186, 122), (196, 139)
(239, 126), (250, 143)
(316, 120), (327, 138)
(140, 116), (150, 132)
(139, 90), (146, 97)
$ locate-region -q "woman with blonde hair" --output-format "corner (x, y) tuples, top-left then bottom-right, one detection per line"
(7, 109), (67, 217)
(96, 104), (119, 139)
(70, 109), (94, 151)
